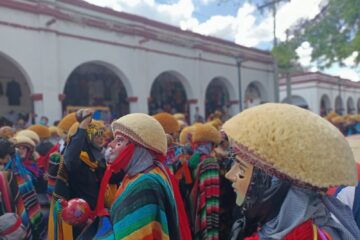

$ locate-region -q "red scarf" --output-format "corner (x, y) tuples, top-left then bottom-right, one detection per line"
(95, 144), (135, 216)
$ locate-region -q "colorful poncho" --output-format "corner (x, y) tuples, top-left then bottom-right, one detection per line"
(5, 154), (45, 239)
(189, 154), (220, 240)
(109, 166), (181, 240)
(0, 170), (32, 239)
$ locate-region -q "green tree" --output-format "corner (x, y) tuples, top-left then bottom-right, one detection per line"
(271, 40), (301, 73)
(291, 0), (360, 67)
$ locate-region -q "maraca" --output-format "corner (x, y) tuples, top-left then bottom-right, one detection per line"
(60, 198), (92, 226)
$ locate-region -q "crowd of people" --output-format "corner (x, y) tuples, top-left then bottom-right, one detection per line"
(0, 103), (360, 239)
(325, 112), (360, 137)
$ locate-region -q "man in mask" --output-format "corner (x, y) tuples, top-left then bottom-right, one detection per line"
(62, 109), (105, 205)
(224, 103), (360, 239)
(187, 123), (221, 240)
(93, 113), (191, 240)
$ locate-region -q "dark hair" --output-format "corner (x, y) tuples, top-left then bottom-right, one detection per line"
(0, 137), (15, 158)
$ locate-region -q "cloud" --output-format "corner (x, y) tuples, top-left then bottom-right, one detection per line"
(337, 68), (360, 81)
(324, 66), (360, 82)
(85, 0), (358, 81)
(188, 0), (323, 47)
(86, 0), (195, 27)
(296, 42), (314, 67)
(199, 0), (217, 5)
(85, 0), (322, 47)
(343, 51), (359, 67)
(186, 3), (261, 47)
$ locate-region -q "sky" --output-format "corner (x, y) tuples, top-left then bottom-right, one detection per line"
(85, 0), (360, 81)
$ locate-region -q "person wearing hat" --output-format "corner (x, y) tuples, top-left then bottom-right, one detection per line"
(13, 135), (43, 184)
(45, 114), (78, 201)
(28, 124), (54, 183)
(0, 137), (32, 239)
(59, 109), (107, 237)
(0, 126), (15, 139)
(223, 103), (360, 239)
(187, 123), (221, 240)
(28, 124), (53, 158)
(169, 125), (196, 207)
(214, 130), (237, 240)
(48, 126), (61, 145)
(5, 136), (45, 239)
(153, 112), (182, 170)
(16, 129), (40, 146)
(95, 113), (191, 240)
(56, 112), (77, 154)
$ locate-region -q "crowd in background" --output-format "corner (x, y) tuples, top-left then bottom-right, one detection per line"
(0, 104), (360, 239)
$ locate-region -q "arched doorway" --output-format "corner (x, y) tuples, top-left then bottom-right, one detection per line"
(149, 71), (188, 115)
(244, 81), (267, 109)
(63, 62), (129, 120)
(335, 96), (344, 115)
(320, 94), (331, 116)
(0, 52), (33, 125)
(347, 97), (355, 114)
(205, 77), (230, 118)
(282, 95), (309, 109)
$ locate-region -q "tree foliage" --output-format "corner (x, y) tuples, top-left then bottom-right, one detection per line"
(271, 40), (299, 72)
(291, 0), (360, 67)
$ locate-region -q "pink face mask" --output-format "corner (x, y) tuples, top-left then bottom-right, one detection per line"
(107, 133), (129, 163)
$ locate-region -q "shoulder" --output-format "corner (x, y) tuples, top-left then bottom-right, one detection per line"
(128, 170), (170, 193)
(117, 171), (168, 201)
(200, 157), (219, 170)
(111, 171), (171, 219)
(337, 186), (356, 209)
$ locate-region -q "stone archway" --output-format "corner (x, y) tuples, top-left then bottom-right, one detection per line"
(0, 51), (33, 125)
(244, 81), (267, 109)
(205, 77), (231, 118)
(282, 95), (309, 109)
(347, 97), (355, 114)
(320, 94), (331, 116)
(63, 62), (130, 120)
(335, 96), (344, 115)
(149, 71), (189, 115)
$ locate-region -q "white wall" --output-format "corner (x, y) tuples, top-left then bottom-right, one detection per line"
(0, 1), (274, 123)
(280, 81), (360, 115)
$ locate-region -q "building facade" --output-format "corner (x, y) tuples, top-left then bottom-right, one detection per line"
(0, 0), (275, 123)
(280, 72), (360, 116)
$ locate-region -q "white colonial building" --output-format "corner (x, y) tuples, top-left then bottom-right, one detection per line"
(280, 72), (360, 116)
(0, 0), (275, 123)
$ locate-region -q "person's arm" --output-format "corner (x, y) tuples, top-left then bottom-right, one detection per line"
(63, 128), (86, 171)
(63, 108), (94, 171)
